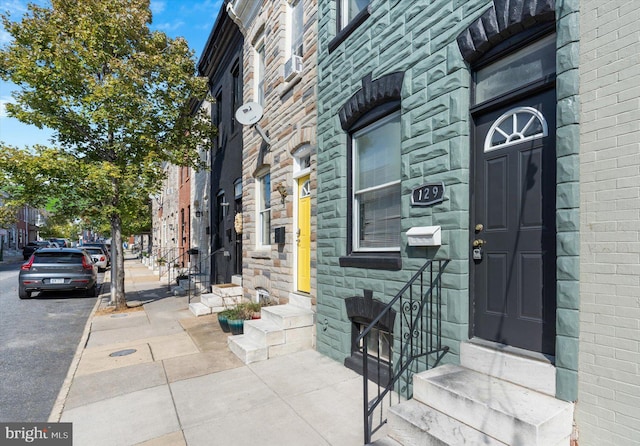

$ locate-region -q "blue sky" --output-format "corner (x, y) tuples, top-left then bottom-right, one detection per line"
(0, 0), (223, 148)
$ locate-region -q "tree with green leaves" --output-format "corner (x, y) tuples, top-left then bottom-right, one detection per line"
(0, 0), (213, 309)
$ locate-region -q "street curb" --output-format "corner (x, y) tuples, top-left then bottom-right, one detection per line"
(47, 277), (109, 422)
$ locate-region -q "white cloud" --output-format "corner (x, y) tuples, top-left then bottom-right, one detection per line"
(149, 0), (166, 16)
(0, 95), (14, 118)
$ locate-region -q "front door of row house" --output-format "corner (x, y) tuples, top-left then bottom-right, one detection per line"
(470, 33), (557, 356)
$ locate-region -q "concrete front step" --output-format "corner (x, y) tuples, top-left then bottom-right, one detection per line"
(211, 283), (243, 298)
(199, 293), (242, 309)
(261, 303), (315, 329)
(243, 319), (285, 346)
(460, 341), (556, 396)
(227, 304), (315, 365)
(411, 364), (573, 446)
(227, 334), (268, 364)
(368, 437), (403, 446)
(386, 399), (504, 445)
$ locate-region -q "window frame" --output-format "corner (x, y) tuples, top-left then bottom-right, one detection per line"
(255, 40), (266, 106)
(329, 0), (371, 53)
(340, 103), (402, 270)
(231, 63), (241, 133)
(351, 111), (401, 253)
(288, 0), (304, 59)
(257, 171), (271, 248)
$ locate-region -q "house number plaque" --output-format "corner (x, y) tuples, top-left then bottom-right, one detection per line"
(411, 182), (445, 207)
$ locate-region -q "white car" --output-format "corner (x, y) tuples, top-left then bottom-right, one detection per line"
(83, 247), (109, 272)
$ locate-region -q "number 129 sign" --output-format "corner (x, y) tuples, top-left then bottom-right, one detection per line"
(411, 182), (445, 207)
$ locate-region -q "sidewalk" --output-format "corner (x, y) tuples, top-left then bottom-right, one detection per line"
(50, 257), (368, 446)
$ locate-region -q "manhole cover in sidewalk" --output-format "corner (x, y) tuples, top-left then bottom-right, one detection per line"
(109, 349), (137, 357)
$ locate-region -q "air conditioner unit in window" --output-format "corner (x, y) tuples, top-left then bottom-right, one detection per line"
(284, 55), (303, 81)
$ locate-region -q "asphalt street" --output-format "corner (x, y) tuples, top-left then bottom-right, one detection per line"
(0, 259), (101, 422)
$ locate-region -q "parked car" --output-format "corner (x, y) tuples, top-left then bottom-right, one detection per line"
(82, 246), (109, 272)
(19, 248), (98, 299)
(22, 241), (52, 260)
(49, 238), (69, 247)
(81, 243), (111, 266)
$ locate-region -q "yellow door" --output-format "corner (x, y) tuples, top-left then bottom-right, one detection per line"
(297, 175), (311, 293)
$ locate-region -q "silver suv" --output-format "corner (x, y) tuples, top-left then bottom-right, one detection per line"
(19, 248), (98, 299)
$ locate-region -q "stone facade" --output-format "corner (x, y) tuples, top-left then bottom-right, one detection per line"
(315, 0), (580, 400)
(576, 1), (640, 444)
(229, 0), (318, 305)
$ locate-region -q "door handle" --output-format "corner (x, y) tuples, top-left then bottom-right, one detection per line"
(472, 239), (486, 247)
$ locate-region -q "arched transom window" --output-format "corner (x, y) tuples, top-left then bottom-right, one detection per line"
(300, 180), (311, 198)
(484, 106), (548, 152)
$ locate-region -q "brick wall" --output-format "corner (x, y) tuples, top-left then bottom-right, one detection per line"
(577, 1), (640, 444)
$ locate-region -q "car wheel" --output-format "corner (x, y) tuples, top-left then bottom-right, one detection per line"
(86, 284), (98, 297)
(18, 287), (31, 299)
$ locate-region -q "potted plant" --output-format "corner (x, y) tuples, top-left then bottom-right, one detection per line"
(217, 309), (232, 333)
(226, 308), (244, 335)
(246, 302), (262, 319)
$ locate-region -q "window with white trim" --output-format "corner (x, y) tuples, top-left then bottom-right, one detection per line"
(352, 111), (401, 251)
(485, 106), (548, 152)
(257, 172), (271, 247)
(289, 0), (304, 58)
(255, 41), (266, 106)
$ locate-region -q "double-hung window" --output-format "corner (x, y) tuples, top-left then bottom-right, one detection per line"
(258, 172), (271, 247)
(290, 0), (304, 58)
(255, 42), (266, 106)
(352, 111), (401, 251)
(338, 0), (370, 31)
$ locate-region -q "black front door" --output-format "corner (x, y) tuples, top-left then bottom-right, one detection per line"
(472, 87), (557, 355)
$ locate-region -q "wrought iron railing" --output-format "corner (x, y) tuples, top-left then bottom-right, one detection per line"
(359, 259), (450, 444)
(185, 250), (215, 303)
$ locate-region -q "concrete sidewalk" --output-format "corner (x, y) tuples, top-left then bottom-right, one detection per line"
(50, 257), (369, 446)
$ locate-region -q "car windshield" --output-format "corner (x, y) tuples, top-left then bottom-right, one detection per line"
(85, 248), (103, 255)
(33, 252), (84, 263)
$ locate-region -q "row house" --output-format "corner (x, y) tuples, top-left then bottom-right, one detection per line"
(157, 0), (638, 444)
(226, 0), (318, 308)
(197, 3), (245, 287)
(0, 192), (41, 251)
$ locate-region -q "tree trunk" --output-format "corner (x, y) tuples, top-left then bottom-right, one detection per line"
(111, 214), (127, 310)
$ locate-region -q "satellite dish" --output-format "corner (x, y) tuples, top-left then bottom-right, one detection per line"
(235, 102), (263, 126)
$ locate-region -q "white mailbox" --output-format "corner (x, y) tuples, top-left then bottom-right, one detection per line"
(407, 226), (441, 247)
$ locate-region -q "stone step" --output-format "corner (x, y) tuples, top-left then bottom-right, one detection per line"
(243, 319), (285, 346)
(227, 334), (268, 364)
(386, 399), (504, 445)
(261, 304), (314, 329)
(412, 364), (573, 446)
(268, 335), (313, 359)
(188, 302), (212, 316)
(460, 341), (556, 396)
(288, 292), (314, 310)
(368, 437), (403, 446)
(211, 283), (243, 298)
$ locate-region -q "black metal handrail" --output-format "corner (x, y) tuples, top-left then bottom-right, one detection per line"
(185, 250), (215, 303)
(359, 259), (450, 444)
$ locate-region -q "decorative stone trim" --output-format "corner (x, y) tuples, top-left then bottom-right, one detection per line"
(338, 71), (404, 131)
(456, 0), (555, 64)
(345, 290), (396, 332)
